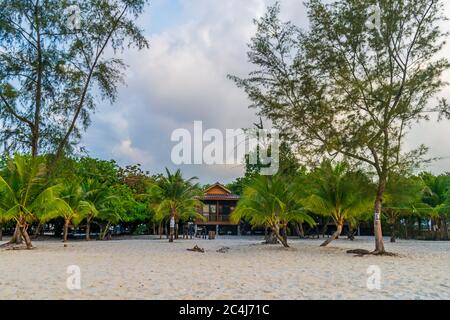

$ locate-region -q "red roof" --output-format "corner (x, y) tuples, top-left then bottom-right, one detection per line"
(196, 182), (240, 201)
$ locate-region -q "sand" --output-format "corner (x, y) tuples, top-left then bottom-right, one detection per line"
(0, 236), (449, 300)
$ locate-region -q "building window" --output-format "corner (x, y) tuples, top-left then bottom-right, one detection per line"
(203, 205), (209, 217)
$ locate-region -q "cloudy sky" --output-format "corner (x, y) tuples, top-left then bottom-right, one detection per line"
(82, 0), (450, 184)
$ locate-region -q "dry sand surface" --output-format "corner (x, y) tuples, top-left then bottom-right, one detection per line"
(0, 236), (449, 300)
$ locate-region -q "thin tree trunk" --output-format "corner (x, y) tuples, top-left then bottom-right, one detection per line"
(281, 224), (288, 244)
(298, 223), (305, 238)
(18, 220), (33, 249)
(9, 223), (22, 245)
(347, 225), (356, 240)
(373, 179), (386, 253)
(33, 222), (43, 239)
(53, 7), (129, 164)
(273, 224), (289, 248)
(320, 223), (343, 247)
(86, 218), (91, 241)
(320, 217), (330, 238)
(264, 228), (278, 244)
(0, 223), (3, 241)
(159, 222), (162, 239)
(294, 223), (305, 238)
(390, 222), (396, 243)
(100, 223), (111, 240)
(63, 219), (70, 243)
(440, 216), (448, 240)
(31, 6), (43, 159)
(169, 209), (175, 243)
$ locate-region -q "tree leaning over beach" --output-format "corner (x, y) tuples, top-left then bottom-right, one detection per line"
(229, 1), (450, 253)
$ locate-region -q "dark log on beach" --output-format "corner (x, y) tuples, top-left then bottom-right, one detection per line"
(187, 245), (205, 253)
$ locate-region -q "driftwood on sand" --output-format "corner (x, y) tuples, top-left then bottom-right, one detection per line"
(347, 249), (399, 257)
(187, 245), (205, 253)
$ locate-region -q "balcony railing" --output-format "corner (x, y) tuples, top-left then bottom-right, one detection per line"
(205, 214), (231, 222)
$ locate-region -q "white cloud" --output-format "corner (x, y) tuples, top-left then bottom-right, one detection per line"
(83, 0), (450, 182)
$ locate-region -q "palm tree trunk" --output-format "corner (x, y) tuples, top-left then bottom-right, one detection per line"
(320, 222), (343, 247)
(293, 223), (305, 238)
(273, 224), (289, 248)
(18, 221), (33, 249)
(33, 222), (43, 239)
(320, 217), (330, 238)
(100, 223), (111, 240)
(282, 224), (288, 244)
(440, 216), (448, 240)
(264, 228), (278, 244)
(0, 223), (3, 241)
(298, 223), (305, 238)
(7, 223), (22, 245)
(63, 219), (70, 243)
(347, 225), (356, 240)
(159, 222), (162, 239)
(169, 208), (175, 243)
(390, 222), (396, 243)
(86, 218), (91, 241)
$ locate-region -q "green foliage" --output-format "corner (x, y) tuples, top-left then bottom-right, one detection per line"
(302, 161), (374, 226)
(232, 173), (315, 246)
(0, 0), (149, 156)
(383, 174), (425, 219)
(146, 169), (203, 223)
(0, 154), (62, 224)
(420, 172), (450, 238)
(230, 0), (450, 251)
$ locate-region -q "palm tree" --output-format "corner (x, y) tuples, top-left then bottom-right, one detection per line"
(95, 185), (130, 241)
(147, 169), (202, 242)
(420, 172), (450, 240)
(55, 182), (86, 243)
(0, 154), (62, 249)
(383, 174), (424, 242)
(79, 179), (111, 241)
(302, 161), (373, 247)
(232, 174), (314, 248)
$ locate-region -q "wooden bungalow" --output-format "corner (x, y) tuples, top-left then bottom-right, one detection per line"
(195, 183), (241, 236)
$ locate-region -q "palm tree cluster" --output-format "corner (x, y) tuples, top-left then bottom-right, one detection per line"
(144, 169), (204, 242)
(1, 154), (449, 250)
(0, 154), (202, 248)
(232, 160), (450, 247)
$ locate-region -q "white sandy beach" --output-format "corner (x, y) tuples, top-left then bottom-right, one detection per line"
(0, 236), (449, 300)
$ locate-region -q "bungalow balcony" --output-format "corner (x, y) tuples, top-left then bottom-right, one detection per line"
(203, 214), (232, 223)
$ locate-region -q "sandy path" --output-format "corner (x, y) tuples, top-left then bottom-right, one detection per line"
(0, 237), (449, 300)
